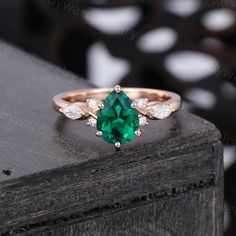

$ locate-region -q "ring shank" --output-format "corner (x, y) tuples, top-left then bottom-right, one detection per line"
(53, 88), (181, 113)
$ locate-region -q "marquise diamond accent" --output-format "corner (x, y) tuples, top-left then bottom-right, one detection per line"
(152, 104), (171, 119)
(60, 103), (83, 120)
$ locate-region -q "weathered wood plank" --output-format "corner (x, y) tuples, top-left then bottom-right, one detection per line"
(0, 143), (215, 230)
(23, 188), (217, 236)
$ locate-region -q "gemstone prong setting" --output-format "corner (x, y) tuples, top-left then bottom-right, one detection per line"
(98, 103), (104, 109)
(96, 131), (103, 137)
(135, 130), (142, 137)
(114, 85), (121, 93)
(96, 89), (139, 145)
(131, 101), (137, 108)
(115, 142), (121, 148)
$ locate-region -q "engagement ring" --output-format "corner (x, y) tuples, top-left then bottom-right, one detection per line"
(52, 85), (181, 148)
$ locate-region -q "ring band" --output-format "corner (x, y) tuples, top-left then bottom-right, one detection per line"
(52, 85), (181, 148)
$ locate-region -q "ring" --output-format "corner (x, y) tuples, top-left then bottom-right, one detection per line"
(52, 85), (181, 148)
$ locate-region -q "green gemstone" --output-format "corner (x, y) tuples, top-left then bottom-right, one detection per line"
(97, 90), (139, 144)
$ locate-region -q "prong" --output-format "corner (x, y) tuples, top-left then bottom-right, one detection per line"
(135, 130), (142, 137)
(98, 103), (104, 109)
(115, 142), (121, 148)
(59, 107), (63, 113)
(96, 131), (102, 137)
(114, 85), (121, 93)
(131, 101), (137, 108)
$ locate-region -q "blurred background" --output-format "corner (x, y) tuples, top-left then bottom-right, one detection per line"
(0, 0), (235, 234)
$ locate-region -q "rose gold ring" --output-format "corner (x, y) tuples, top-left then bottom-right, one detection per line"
(52, 85), (181, 148)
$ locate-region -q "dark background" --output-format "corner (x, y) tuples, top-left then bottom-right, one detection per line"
(0, 0), (235, 235)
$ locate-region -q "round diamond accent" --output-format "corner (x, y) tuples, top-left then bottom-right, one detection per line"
(152, 104), (171, 119)
(136, 98), (148, 109)
(139, 116), (148, 126)
(87, 98), (101, 110)
(87, 117), (97, 127)
(60, 103), (82, 120)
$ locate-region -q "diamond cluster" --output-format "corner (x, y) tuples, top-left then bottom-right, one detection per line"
(96, 90), (139, 145)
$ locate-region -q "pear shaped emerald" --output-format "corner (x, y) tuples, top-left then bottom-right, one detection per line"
(97, 90), (139, 144)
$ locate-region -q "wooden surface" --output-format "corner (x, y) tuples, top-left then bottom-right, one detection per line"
(0, 41), (223, 235)
(27, 188), (219, 236)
